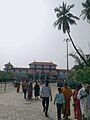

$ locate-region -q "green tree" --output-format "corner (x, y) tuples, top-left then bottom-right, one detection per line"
(53, 2), (88, 66)
(73, 67), (90, 83)
(80, 0), (90, 23)
(84, 67), (90, 83)
(68, 49), (90, 83)
(67, 69), (75, 80)
(0, 71), (14, 82)
(74, 69), (85, 82)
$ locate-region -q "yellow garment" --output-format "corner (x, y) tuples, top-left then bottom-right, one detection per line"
(62, 87), (72, 100)
(62, 87), (72, 117)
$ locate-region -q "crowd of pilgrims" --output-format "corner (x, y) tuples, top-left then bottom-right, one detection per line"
(16, 80), (40, 99)
(16, 80), (90, 120)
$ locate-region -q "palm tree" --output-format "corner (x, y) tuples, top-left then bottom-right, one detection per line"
(53, 2), (88, 66)
(80, 0), (90, 23)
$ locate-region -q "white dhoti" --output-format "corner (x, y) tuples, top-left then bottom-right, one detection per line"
(85, 93), (90, 120)
(77, 87), (90, 119)
(80, 97), (87, 117)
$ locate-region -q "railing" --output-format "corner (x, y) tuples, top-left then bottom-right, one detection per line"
(0, 82), (14, 92)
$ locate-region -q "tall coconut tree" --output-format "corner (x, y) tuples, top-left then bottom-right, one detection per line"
(80, 0), (90, 23)
(53, 2), (88, 66)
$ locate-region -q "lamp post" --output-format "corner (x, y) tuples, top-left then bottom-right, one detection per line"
(64, 38), (70, 76)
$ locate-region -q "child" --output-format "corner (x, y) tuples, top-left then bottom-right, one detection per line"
(54, 87), (65, 120)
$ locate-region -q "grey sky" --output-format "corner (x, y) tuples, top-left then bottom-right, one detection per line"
(0, 0), (90, 70)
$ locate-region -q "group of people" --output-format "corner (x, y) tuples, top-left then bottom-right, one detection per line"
(40, 81), (90, 120)
(16, 80), (90, 120)
(40, 81), (72, 119)
(16, 80), (40, 99)
(74, 82), (90, 120)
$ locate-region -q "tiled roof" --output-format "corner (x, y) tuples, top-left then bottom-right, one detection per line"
(4, 62), (13, 67)
(29, 61), (57, 66)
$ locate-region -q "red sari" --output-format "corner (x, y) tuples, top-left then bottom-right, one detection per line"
(17, 81), (20, 92)
(73, 89), (82, 120)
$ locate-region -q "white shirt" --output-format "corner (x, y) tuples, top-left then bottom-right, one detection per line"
(77, 87), (88, 115)
(40, 84), (52, 98)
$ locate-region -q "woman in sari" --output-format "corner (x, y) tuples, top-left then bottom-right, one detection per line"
(17, 80), (21, 92)
(27, 82), (33, 99)
(73, 84), (82, 120)
(34, 82), (40, 99)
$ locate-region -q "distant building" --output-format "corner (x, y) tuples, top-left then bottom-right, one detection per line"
(56, 69), (67, 80)
(28, 61), (57, 81)
(4, 62), (28, 79)
(4, 61), (68, 81)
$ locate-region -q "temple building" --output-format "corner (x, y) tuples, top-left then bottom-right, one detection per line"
(4, 61), (67, 81)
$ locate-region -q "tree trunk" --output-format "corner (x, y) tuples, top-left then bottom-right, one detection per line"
(67, 31), (88, 66)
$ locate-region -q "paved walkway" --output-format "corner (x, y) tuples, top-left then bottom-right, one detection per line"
(0, 83), (75, 120)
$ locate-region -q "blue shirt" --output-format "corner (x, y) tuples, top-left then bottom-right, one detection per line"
(54, 92), (65, 104)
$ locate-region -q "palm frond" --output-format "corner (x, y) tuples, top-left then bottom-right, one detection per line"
(56, 13), (60, 18)
(62, 2), (66, 8)
(81, 0), (90, 22)
(69, 52), (81, 64)
(54, 7), (60, 13)
(82, 3), (88, 8)
(53, 17), (63, 27)
(53, 20), (60, 27)
(56, 12), (63, 18)
(80, 9), (86, 17)
(58, 22), (62, 30)
(67, 17), (77, 25)
(84, 13), (87, 20)
(67, 4), (75, 11)
(67, 13), (80, 20)
(76, 46), (85, 58)
(87, 11), (90, 19)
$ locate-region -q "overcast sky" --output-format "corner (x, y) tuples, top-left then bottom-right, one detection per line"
(0, 0), (90, 70)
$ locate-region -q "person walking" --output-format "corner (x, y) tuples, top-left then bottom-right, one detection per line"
(54, 87), (65, 120)
(77, 83), (90, 120)
(27, 81), (33, 99)
(23, 80), (28, 99)
(34, 81), (40, 99)
(73, 84), (82, 120)
(40, 80), (52, 117)
(85, 85), (90, 120)
(62, 82), (72, 119)
(17, 80), (21, 92)
(22, 80), (24, 92)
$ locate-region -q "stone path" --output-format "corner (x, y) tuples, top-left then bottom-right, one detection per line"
(0, 83), (75, 120)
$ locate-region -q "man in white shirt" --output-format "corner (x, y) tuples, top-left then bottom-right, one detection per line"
(77, 82), (88, 119)
(40, 80), (52, 117)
